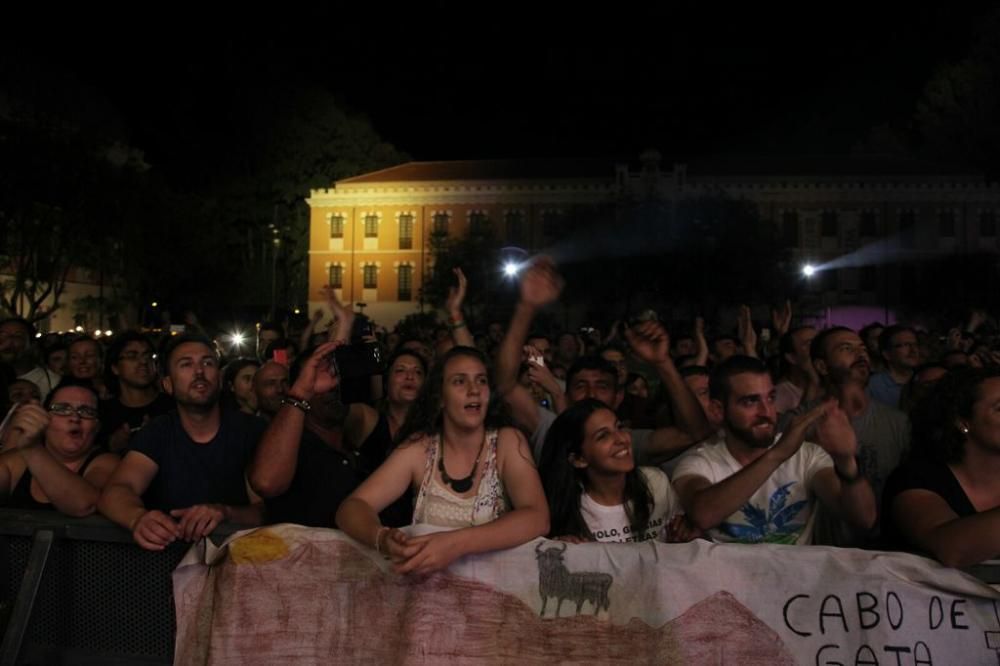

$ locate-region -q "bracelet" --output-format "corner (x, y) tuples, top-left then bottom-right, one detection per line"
(280, 395), (311, 412)
(374, 526), (389, 554)
(834, 457), (863, 484)
(449, 320), (467, 331)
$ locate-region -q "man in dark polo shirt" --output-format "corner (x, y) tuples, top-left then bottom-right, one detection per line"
(98, 334), (266, 550)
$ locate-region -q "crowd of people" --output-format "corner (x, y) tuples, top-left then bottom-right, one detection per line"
(1, 259), (998, 575)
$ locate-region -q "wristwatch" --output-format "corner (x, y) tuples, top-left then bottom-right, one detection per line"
(834, 456), (863, 484)
(280, 395), (311, 413)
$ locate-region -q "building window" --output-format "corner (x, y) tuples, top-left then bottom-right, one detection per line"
(469, 211), (489, 235)
(363, 265), (378, 289)
(860, 211), (878, 237)
(432, 212), (449, 235)
(399, 214), (414, 250)
(329, 214), (345, 239)
(328, 265), (343, 289)
(899, 210), (916, 248)
(398, 265), (413, 301)
(821, 210), (838, 237)
(542, 211), (561, 237)
(505, 211), (525, 246)
(820, 268), (838, 292)
(981, 210), (996, 237)
(364, 214), (379, 238)
(939, 210), (956, 238)
(860, 266), (877, 292)
(781, 211), (799, 246)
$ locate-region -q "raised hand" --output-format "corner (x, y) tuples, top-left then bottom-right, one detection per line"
(771, 300), (792, 337)
(625, 320), (670, 366)
(9, 403), (48, 450)
(773, 400), (830, 461)
(519, 257), (563, 309)
(289, 341), (341, 400)
(444, 267), (468, 317)
(737, 305), (758, 357)
(322, 285), (354, 344)
(814, 400), (859, 462)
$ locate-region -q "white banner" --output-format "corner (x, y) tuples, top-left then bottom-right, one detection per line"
(173, 524), (1000, 665)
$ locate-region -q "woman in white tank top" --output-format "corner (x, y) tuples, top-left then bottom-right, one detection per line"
(336, 346), (549, 575)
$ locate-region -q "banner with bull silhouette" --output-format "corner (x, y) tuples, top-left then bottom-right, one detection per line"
(173, 523), (1000, 665)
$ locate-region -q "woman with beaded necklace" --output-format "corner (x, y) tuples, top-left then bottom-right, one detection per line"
(336, 346), (549, 575)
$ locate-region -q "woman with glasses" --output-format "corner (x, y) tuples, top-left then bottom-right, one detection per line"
(0, 380), (119, 516)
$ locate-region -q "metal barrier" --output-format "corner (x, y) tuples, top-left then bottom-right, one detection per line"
(0, 510), (237, 666)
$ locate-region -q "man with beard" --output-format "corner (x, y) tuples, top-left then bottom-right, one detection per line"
(99, 332), (174, 452)
(795, 326), (911, 546)
(672, 355), (876, 545)
(98, 335), (266, 551)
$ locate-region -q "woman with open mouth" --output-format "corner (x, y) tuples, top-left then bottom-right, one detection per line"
(0, 380), (119, 516)
(336, 346), (549, 575)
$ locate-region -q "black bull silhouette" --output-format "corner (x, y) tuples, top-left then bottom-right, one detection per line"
(535, 542), (612, 617)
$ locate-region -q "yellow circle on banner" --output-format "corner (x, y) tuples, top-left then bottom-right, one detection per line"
(228, 530), (290, 564)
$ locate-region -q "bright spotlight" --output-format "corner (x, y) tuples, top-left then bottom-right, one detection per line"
(105, 330), (113, 337)
(230, 331), (246, 348)
(802, 264), (817, 278)
(503, 262), (520, 277)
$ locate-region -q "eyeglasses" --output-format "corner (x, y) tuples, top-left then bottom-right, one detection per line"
(49, 403), (99, 420)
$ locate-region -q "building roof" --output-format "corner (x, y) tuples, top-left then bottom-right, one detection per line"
(686, 153), (982, 178)
(338, 158), (616, 184)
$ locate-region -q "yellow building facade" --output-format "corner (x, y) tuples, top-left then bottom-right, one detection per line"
(306, 160), (615, 325)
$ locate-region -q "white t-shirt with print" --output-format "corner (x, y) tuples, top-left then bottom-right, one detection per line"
(580, 467), (680, 543)
(671, 432), (833, 545)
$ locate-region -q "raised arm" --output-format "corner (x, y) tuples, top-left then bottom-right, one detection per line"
(626, 321), (712, 461)
(810, 403), (877, 530)
(444, 267), (475, 348)
(325, 286), (354, 345)
(496, 258), (563, 434)
(7, 404), (112, 517)
(249, 341), (340, 497)
(737, 305), (759, 359)
(693, 317), (709, 366)
(299, 309), (325, 350)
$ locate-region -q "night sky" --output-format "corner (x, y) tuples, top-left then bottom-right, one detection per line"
(5, 4), (995, 177)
